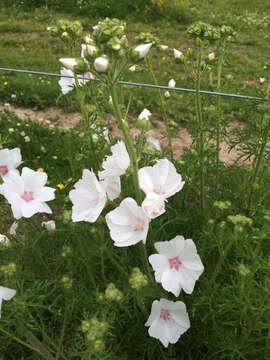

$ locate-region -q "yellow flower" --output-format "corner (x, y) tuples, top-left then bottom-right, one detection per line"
(57, 183), (66, 190)
(4, 81), (8, 86)
(37, 168), (44, 172)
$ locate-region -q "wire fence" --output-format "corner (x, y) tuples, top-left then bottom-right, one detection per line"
(0, 67), (264, 101)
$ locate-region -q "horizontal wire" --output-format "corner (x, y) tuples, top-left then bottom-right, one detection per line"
(0, 67), (263, 101)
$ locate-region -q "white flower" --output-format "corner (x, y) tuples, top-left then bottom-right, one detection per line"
(20, 131), (25, 137)
(41, 220), (56, 232)
(59, 58), (77, 71)
(160, 45), (168, 50)
(260, 77), (265, 84)
(0, 234), (9, 245)
(59, 69), (75, 95)
(9, 221), (18, 236)
(139, 159), (184, 199)
(164, 91), (170, 98)
(69, 169), (106, 223)
(147, 137), (161, 151)
(0, 286), (16, 319)
(173, 49), (183, 59)
(134, 43), (152, 59)
(24, 136), (30, 143)
(0, 148), (22, 179)
(99, 141), (130, 179)
(1, 167), (55, 219)
(208, 52), (215, 61)
(94, 57), (108, 72)
(8, 128), (14, 133)
(145, 298), (190, 347)
(149, 236), (204, 296)
(99, 175), (121, 201)
(106, 197), (150, 247)
(129, 65), (136, 72)
(168, 79), (176, 88)
(138, 108), (151, 121)
(142, 192), (165, 219)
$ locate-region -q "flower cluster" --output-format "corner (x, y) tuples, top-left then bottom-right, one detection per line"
(47, 19), (83, 44)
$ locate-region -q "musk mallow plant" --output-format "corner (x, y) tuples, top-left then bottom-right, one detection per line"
(55, 17), (206, 348)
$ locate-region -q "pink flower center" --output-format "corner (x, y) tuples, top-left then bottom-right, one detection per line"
(0, 165), (8, 176)
(132, 219), (145, 231)
(154, 185), (165, 196)
(160, 308), (170, 320)
(92, 196), (99, 205)
(169, 256), (182, 270)
(21, 191), (34, 202)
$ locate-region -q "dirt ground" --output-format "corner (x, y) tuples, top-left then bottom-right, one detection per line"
(0, 103), (247, 165)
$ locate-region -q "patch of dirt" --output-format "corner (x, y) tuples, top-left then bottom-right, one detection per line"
(0, 103), (249, 165)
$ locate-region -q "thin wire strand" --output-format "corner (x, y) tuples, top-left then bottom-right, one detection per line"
(0, 67), (263, 101)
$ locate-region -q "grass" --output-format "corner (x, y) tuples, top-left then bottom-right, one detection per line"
(0, 1), (270, 359)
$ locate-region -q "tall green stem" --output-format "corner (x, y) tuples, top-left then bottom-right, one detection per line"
(74, 73), (100, 171)
(145, 57), (173, 160)
(195, 47), (205, 210)
(110, 83), (142, 204)
(247, 116), (270, 212)
(214, 48), (224, 196)
(110, 83), (152, 278)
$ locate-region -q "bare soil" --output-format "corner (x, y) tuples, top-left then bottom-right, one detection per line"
(0, 103), (248, 165)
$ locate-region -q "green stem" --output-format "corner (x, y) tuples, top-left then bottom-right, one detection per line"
(74, 73), (100, 171)
(145, 57), (173, 160)
(247, 116), (270, 212)
(214, 48), (224, 196)
(0, 327), (43, 357)
(195, 47), (205, 210)
(110, 83), (142, 204)
(210, 236), (234, 284)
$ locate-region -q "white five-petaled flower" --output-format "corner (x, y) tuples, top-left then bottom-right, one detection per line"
(99, 141), (130, 179)
(173, 49), (183, 59)
(168, 79), (176, 88)
(134, 43), (152, 59)
(149, 236), (204, 296)
(69, 169), (106, 223)
(142, 192), (165, 219)
(145, 298), (190, 347)
(138, 108), (151, 121)
(105, 197), (150, 247)
(0, 286), (16, 319)
(99, 174), (121, 201)
(1, 167), (55, 219)
(139, 159), (184, 199)
(59, 58), (77, 71)
(59, 69), (94, 95)
(0, 148), (22, 180)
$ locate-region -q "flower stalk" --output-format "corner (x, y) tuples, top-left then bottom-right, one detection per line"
(195, 46), (205, 210)
(73, 73), (100, 172)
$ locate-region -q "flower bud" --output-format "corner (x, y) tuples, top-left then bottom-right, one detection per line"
(146, 137), (161, 151)
(41, 220), (56, 233)
(94, 57), (109, 72)
(142, 192), (165, 219)
(208, 52), (215, 61)
(168, 79), (176, 88)
(160, 45), (168, 50)
(86, 44), (98, 57)
(173, 49), (183, 59)
(133, 43), (152, 59)
(164, 91), (170, 98)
